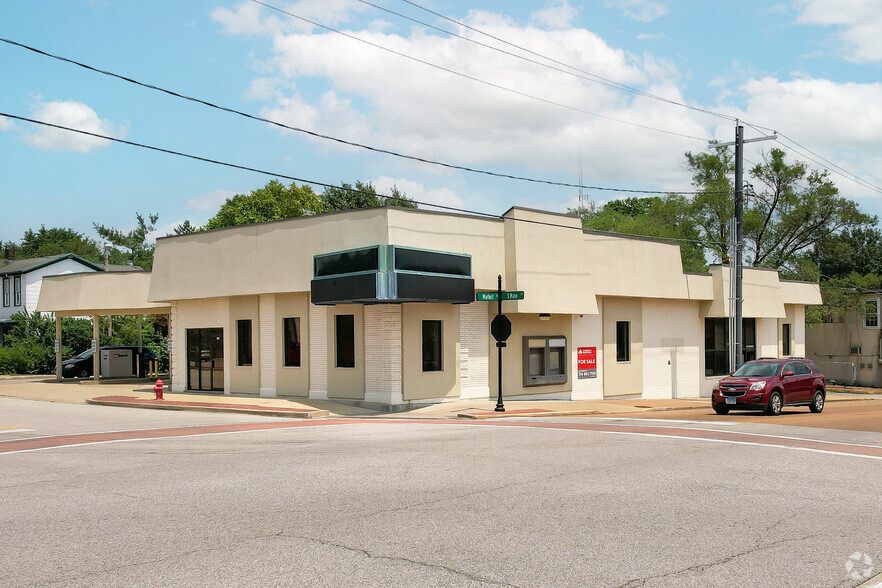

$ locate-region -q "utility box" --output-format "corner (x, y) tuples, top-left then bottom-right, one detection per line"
(100, 349), (134, 378)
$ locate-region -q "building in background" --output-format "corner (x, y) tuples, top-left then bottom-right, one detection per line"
(806, 292), (882, 386)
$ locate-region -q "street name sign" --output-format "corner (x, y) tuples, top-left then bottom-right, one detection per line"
(476, 291), (524, 302)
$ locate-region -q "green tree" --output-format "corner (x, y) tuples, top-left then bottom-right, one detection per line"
(93, 212), (159, 271)
(811, 227), (882, 279)
(16, 226), (102, 261)
(204, 180), (323, 230)
(171, 220), (199, 235)
(683, 147), (874, 278)
(570, 195), (707, 272)
(321, 181), (417, 212)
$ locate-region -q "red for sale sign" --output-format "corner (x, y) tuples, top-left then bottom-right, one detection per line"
(577, 347), (597, 379)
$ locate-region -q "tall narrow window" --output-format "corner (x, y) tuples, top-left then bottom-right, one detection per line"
(336, 314), (355, 368)
(782, 323), (791, 356)
(13, 276), (21, 307)
(283, 317), (301, 367)
(237, 319), (252, 366)
(616, 321), (630, 362)
(1, 277), (8, 307)
(422, 320), (442, 372)
(865, 299), (879, 328)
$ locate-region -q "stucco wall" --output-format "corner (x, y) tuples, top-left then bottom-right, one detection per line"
(489, 312), (573, 399)
(326, 304), (365, 399)
(308, 304), (328, 399)
(229, 296), (260, 395)
(274, 293), (310, 397)
(602, 297), (643, 398)
(570, 303), (604, 400)
(402, 303), (461, 401)
(642, 299), (702, 399)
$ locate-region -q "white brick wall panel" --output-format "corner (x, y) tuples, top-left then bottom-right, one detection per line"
(259, 294), (276, 396)
(459, 302), (490, 399)
(308, 304), (328, 398)
(364, 305), (403, 404)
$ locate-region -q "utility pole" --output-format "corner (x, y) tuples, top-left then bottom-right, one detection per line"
(712, 122), (776, 371)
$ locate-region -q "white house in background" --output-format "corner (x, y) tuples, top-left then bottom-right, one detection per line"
(0, 249), (138, 345)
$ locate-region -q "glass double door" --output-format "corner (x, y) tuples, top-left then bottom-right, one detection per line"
(187, 328), (224, 392)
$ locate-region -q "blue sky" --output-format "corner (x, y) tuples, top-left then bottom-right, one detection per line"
(2, 0), (881, 244)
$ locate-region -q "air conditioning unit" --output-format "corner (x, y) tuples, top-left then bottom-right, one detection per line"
(850, 346), (862, 355)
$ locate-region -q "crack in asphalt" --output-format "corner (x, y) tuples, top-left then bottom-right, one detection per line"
(272, 529), (521, 587)
(349, 453), (669, 522)
(613, 533), (821, 587)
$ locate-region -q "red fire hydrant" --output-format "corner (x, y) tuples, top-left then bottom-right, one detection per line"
(153, 378), (164, 400)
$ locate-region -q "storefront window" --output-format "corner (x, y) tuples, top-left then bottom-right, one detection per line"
(782, 323), (791, 356)
(705, 318), (757, 376)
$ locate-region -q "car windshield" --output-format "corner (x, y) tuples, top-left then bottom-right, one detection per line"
(732, 362), (780, 377)
(75, 350), (93, 360)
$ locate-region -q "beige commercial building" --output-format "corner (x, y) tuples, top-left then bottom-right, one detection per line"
(806, 292), (882, 386)
(40, 206), (821, 405)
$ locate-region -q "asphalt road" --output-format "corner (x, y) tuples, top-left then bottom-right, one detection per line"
(1, 399), (880, 588)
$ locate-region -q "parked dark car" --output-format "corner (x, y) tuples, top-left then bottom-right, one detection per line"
(61, 346), (157, 379)
(711, 358), (826, 416)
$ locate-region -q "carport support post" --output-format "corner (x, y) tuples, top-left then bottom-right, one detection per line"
(54, 316), (62, 382)
(92, 315), (100, 383)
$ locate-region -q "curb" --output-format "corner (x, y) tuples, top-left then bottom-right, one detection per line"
(87, 398), (329, 419)
(457, 409), (599, 420)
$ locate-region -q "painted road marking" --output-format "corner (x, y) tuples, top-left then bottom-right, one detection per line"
(0, 419), (880, 460)
(0, 427), (34, 434)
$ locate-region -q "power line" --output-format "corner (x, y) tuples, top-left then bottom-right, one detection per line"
(392, 0), (736, 122)
(740, 121), (882, 195)
(1, 111), (727, 247)
(0, 37), (718, 196)
(248, 0), (710, 142)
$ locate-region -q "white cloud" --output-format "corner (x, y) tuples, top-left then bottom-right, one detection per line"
(212, 0), (367, 35)
(0, 116), (13, 131)
(636, 33), (665, 41)
(21, 99), (126, 153)
(185, 189), (237, 211)
(370, 176), (465, 211)
(603, 0), (669, 22)
(794, 0), (882, 62)
(717, 75), (882, 197)
(217, 2), (881, 209)
(531, 1), (579, 29)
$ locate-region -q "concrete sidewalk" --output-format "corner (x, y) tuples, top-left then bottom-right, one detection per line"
(0, 376), (875, 420)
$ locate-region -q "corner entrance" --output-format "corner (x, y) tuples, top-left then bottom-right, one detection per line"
(187, 328), (224, 392)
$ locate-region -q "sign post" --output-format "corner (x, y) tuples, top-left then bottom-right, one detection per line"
(486, 276), (523, 412)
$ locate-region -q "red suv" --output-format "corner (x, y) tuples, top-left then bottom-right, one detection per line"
(711, 358), (826, 416)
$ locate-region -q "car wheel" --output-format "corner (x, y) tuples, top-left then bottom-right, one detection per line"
(77, 368), (90, 379)
(809, 389), (825, 413)
(713, 405), (729, 415)
(765, 391), (783, 416)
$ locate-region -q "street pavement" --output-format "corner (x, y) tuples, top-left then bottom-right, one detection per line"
(1, 398), (880, 587)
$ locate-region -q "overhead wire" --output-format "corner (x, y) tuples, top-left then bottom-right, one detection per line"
(391, 0), (736, 122)
(248, 0), (711, 142)
(741, 120), (882, 195)
(0, 37), (720, 196)
(0, 111), (728, 247)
